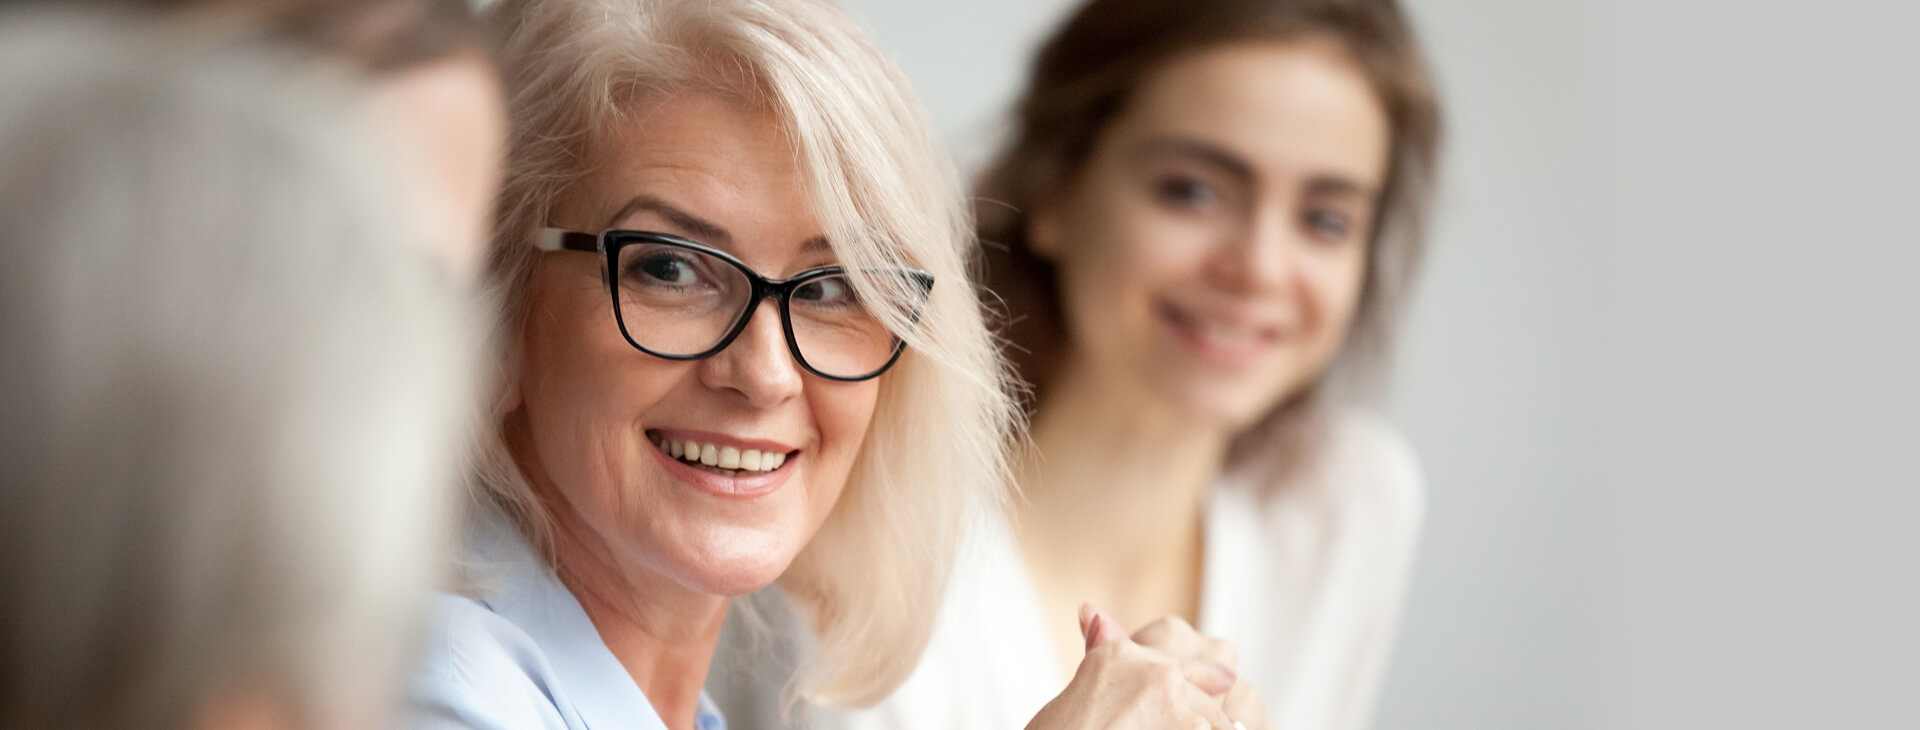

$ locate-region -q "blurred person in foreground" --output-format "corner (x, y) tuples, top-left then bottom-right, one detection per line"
(405, 0), (1257, 728)
(758, 0), (1444, 729)
(131, 0), (507, 275)
(0, 9), (484, 730)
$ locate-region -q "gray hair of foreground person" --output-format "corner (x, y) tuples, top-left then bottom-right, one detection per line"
(0, 11), (484, 730)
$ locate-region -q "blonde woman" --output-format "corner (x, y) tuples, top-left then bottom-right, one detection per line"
(0, 10), (482, 730)
(408, 0), (1256, 729)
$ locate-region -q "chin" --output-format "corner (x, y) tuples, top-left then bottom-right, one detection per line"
(1139, 366), (1286, 430)
(662, 520), (807, 597)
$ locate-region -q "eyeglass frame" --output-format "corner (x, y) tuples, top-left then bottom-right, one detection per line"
(536, 227), (935, 382)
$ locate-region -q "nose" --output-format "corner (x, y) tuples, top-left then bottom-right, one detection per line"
(698, 298), (805, 408)
(1205, 205), (1294, 295)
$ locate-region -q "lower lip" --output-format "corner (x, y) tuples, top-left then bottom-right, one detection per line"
(648, 443), (795, 500)
(1157, 302), (1276, 370)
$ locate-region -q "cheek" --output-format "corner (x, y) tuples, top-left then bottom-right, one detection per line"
(804, 380), (879, 498)
(1306, 247), (1370, 339)
(518, 271), (680, 500)
(1054, 187), (1215, 337)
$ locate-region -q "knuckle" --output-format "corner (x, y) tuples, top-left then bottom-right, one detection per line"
(1151, 663), (1187, 690)
(1206, 636), (1238, 664)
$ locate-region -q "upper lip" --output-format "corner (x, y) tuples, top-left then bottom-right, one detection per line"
(649, 428), (799, 454)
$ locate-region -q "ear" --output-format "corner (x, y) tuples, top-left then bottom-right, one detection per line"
(499, 376), (523, 414)
(1026, 196), (1069, 261)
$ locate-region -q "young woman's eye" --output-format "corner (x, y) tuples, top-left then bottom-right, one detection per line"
(1152, 175), (1220, 209)
(1304, 208), (1355, 241)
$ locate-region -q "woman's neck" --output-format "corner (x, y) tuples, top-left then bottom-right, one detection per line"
(547, 514), (727, 730)
(509, 414), (724, 730)
(1014, 356), (1232, 628)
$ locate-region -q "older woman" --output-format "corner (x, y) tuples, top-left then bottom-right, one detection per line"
(0, 10), (483, 730)
(404, 0), (1017, 727)
(409, 1), (1257, 729)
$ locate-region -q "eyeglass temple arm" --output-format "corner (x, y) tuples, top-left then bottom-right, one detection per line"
(536, 227), (601, 253)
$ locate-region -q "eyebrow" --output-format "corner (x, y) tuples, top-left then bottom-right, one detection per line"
(1132, 135), (1381, 199)
(1133, 135), (1257, 188)
(1304, 177), (1377, 200)
(605, 195), (832, 254)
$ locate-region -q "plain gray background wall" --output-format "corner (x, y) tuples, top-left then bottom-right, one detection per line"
(840, 0), (1920, 727)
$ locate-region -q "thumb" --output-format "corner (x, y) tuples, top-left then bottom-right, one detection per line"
(1078, 603), (1128, 652)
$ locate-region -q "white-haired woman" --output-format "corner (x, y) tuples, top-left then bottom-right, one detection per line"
(0, 10), (482, 730)
(407, 0), (1248, 729)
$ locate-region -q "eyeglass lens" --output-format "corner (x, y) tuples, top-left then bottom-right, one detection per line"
(613, 242), (902, 378)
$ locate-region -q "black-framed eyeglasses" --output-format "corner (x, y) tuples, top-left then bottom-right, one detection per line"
(537, 228), (934, 382)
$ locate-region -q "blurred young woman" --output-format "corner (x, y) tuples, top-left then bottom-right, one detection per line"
(838, 0), (1445, 728)
(0, 11), (484, 729)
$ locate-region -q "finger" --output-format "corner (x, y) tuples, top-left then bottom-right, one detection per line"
(1131, 615), (1201, 653)
(1183, 681), (1238, 730)
(1179, 655), (1237, 697)
(1223, 681), (1270, 730)
(1198, 636), (1238, 673)
(1080, 604), (1129, 652)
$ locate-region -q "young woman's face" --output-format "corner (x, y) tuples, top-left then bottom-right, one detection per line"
(1032, 38), (1390, 429)
(512, 93), (879, 597)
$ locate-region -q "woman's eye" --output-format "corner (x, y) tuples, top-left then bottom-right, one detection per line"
(794, 276), (856, 304)
(634, 254), (701, 285)
(1304, 208), (1355, 241)
(1152, 175), (1219, 209)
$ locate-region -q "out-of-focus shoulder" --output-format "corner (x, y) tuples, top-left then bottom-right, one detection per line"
(1313, 409), (1427, 532)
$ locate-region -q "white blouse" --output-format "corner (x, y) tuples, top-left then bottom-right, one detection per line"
(708, 411), (1423, 730)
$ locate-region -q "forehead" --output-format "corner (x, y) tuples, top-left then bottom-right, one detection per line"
(1112, 39), (1391, 188)
(564, 92), (822, 251)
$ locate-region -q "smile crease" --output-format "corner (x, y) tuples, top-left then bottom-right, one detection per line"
(652, 434), (788, 474)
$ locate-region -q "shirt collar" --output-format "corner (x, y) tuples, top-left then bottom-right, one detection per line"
(469, 515), (725, 730)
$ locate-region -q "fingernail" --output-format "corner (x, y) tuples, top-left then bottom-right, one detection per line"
(1081, 607), (1102, 651)
(1215, 661), (1238, 684)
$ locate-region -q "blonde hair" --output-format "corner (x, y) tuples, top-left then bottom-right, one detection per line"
(0, 11), (482, 729)
(477, 0), (1018, 706)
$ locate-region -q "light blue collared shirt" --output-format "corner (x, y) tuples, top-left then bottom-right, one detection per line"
(408, 518), (726, 730)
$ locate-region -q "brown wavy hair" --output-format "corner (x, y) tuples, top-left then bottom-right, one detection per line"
(979, 0), (1441, 465)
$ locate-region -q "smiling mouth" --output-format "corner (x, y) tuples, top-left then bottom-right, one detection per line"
(646, 430), (796, 478)
(1156, 300), (1284, 362)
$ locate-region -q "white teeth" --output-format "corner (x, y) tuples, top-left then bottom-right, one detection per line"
(1195, 318), (1260, 347)
(659, 436), (789, 473)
